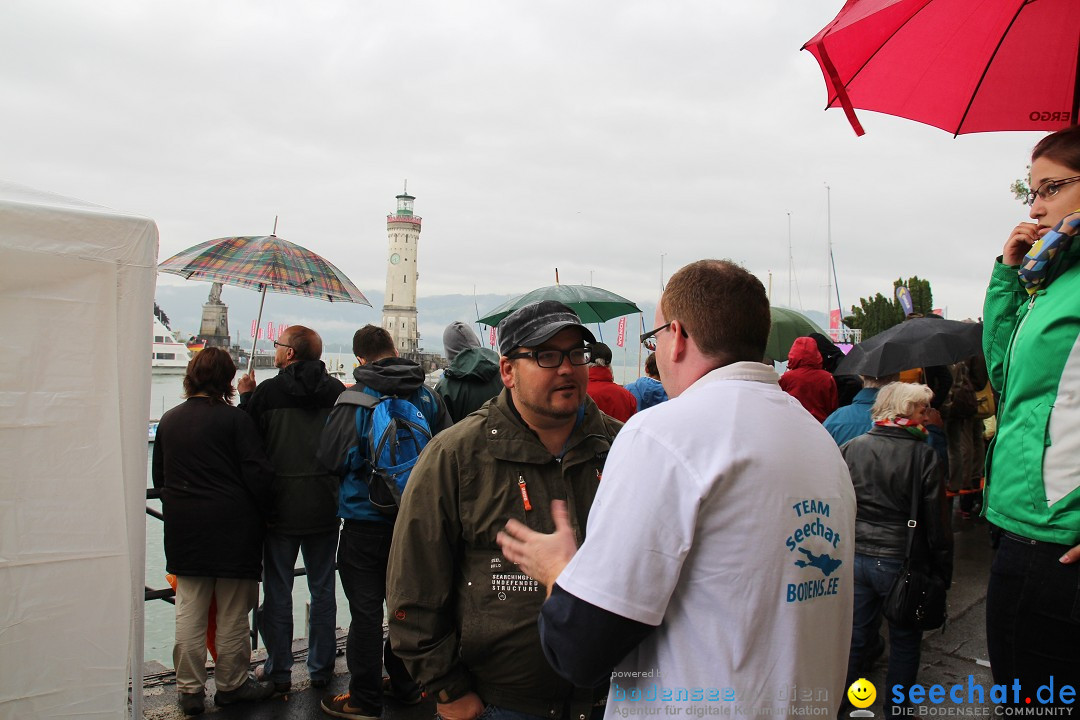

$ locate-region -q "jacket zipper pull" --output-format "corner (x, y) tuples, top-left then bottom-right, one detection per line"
(517, 474), (533, 511)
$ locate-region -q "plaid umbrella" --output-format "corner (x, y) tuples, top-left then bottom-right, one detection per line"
(158, 234), (370, 370)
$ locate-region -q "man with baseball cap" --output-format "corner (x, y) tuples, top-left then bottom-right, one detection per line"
(386, 300), (624, 720)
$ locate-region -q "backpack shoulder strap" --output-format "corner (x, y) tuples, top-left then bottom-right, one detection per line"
(335, 389), (381, 409)
(333, 389), (385, 465)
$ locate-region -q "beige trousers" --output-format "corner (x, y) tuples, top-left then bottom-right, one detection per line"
(173, 576), (258, 694)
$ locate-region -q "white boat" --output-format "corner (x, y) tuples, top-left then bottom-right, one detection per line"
(151, 316), (189, 373)
(322, 353), (354, 384)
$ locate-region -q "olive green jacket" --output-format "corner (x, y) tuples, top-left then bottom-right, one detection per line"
(387, 389), (622, 717)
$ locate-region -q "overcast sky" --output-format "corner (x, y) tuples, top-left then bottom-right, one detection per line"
(2, 1), (1047, 323)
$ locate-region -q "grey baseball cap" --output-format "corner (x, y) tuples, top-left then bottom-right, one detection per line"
(497, 301), (595, 356)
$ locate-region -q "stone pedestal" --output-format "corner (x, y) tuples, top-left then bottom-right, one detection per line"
(199, 301), (230, 349)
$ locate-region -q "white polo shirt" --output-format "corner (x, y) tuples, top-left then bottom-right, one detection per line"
(557, 362), (855, 717)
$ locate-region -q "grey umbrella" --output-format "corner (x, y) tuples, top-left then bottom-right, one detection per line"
(836, 318), (983, 377)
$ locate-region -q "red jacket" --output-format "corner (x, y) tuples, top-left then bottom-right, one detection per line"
(779, 337), (838, 423)
(586, 366), (637, 422)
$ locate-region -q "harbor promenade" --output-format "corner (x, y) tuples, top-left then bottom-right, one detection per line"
(141, 514), (997, 719)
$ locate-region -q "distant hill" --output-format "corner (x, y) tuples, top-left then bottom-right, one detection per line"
(154, 282), (657, 376)
(154, 283), (830, 381)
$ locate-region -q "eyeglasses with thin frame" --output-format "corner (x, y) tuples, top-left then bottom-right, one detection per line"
(640, 321), (687, 351)
(272, 340), (293, 350)
(505, 347), (590, 368)
(1026, 176), (1080, 206)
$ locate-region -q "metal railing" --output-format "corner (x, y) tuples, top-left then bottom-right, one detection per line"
(144, 489), (311, 649)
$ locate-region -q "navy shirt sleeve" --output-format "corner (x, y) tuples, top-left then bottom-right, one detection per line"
(538, 583), (656, 688)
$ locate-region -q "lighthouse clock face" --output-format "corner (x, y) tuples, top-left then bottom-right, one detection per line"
(390, 253), (401, 265)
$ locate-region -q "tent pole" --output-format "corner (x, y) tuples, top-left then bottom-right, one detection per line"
(249, 286), (267, 373)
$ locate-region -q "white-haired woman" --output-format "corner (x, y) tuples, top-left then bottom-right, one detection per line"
(839, 382), (952, 712)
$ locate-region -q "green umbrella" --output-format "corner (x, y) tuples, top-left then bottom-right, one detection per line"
(478, 284), (641, 326)
(766, 307), (827, 361)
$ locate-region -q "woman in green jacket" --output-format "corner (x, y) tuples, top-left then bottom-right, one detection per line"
(983, 125), (1080, 698)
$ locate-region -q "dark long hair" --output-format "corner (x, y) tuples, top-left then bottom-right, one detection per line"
(182, 347), (237, 404)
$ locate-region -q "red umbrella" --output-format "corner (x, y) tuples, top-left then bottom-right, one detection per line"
(803, 0), (1080, 137)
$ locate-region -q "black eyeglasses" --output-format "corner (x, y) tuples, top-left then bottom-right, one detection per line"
(1026, 176), (1080, 206)
(272, 341), (293, 349)
(506, 347), (590, 368)
(639, 322), (687, 351)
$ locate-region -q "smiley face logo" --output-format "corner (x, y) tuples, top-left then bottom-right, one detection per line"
(847, 678), (876, 709)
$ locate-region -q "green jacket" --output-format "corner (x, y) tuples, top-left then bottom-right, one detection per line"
(386, 389), (622, 717)
(983, 255), (1080, 544)
(435, 346), (504, 423)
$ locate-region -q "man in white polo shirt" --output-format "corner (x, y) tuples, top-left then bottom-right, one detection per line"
(498, 259), (855, 718)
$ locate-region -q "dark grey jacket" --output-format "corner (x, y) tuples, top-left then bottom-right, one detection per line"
(841, 425), (953, 584)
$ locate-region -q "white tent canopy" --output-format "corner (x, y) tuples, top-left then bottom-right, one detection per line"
(0, 181), (157, 718)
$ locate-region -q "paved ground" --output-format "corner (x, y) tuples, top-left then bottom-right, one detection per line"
(141, 514), (998, 719)
(852, 514), (997, 716)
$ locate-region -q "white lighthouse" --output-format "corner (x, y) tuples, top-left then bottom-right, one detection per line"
(381, 184), (422, 358)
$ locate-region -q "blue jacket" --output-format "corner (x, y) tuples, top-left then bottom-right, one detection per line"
(823, 387), (877, 446)
(826, 386), (949, 470)
(624, 376), (668, 411)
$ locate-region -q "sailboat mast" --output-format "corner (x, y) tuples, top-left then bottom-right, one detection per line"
(824, 184), (832, 340)
(787, 211), (793, 307)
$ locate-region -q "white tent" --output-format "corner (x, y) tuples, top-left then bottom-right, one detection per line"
(0, 181), (157, 718)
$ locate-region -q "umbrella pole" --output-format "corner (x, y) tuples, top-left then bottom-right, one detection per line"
(249, 286), (267, 373)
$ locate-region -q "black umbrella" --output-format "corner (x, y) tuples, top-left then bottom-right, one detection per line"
(835, 318), (983, 377)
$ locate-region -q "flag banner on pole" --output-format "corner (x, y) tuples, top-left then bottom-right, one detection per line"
(258, 327), (263, 340)
(489, 327), (497, 349)
(267, 322), (275, 340)
(251, 319), (257, 338)
(616, 316), (626, 348)
(829, 309), (841, 329)
(895, 286), (914, 316)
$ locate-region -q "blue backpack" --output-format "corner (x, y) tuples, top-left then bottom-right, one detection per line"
(345, 388), (435, 518)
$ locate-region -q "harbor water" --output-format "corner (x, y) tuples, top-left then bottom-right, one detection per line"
(144, 370), (353, 667)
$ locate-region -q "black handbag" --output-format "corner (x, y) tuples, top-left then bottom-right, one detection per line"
(882, 471), (947, 631)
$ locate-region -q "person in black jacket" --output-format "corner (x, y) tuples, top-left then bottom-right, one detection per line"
(238, 325), (346, 693)
(152, 347), (276, 715)
(839, 382), (953, 714)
